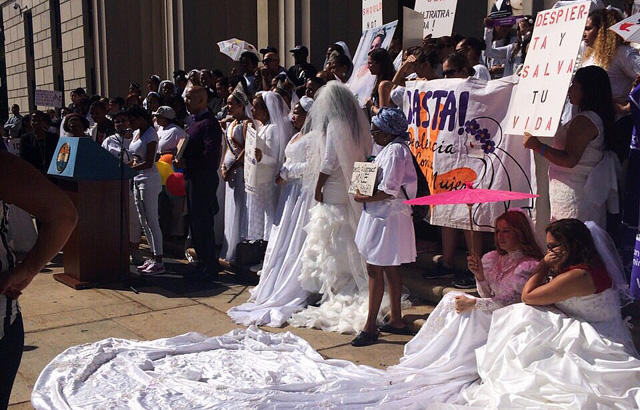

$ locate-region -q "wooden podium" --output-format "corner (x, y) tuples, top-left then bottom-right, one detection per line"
(48, 137), (137, 289)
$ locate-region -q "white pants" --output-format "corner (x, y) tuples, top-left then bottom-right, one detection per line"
(134, 177), (163, 256)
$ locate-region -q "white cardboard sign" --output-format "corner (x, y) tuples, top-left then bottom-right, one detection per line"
(505, 1), (589, 137)
(414, 0), (458, 39)
(349, 162), (379, 196)
(35, 89), (63, 108)
(362, 0), (383, 31)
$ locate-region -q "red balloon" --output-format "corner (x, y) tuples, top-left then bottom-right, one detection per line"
(166, 172), (186, 197)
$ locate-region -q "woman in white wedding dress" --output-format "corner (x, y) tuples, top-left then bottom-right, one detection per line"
(227, 97), (315, 327)
(466, 218), (640, 409)
(287, 81), (374, 335)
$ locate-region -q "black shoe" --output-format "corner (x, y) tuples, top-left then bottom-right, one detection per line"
(452, 275), (477, 289)
(351, 330), (379, 347)
(378, 323), (415, 336)
(182, 265), (219, 282)
(423, 261), (455, 279)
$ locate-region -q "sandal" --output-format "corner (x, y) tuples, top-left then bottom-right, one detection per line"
(378, 323), (415, 336)
(351, 330), (379, 347)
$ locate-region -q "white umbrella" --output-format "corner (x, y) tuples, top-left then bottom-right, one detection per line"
(609, 13), (640, 43)
(217, 38), (260, 61)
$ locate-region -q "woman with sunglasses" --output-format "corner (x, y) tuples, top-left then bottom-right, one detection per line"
(466, 219), (638, 407)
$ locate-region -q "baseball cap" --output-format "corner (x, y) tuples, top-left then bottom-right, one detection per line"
(260, 46), (278, 55)
(289, 45), (309, 55)
(152, 106), (176, 120)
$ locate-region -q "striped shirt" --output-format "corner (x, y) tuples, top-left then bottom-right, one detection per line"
(0, 201), (18, 340)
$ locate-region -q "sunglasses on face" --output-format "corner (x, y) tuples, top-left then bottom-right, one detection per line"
(442, 68), (461, 78)
(546, 243), (561, 251)
(263, 58), (274, 64)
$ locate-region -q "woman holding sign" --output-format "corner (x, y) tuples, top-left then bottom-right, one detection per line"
(524, 66), (617, 229)
(351, 107), (417, 346)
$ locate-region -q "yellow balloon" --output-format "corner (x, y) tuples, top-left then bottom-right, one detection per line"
(156, 160), (174, 185)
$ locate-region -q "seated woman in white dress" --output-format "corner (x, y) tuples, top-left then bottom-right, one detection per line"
(382, 210), (543, 402)
(524, 66), (619, 229)
(227, 97), (315, 327)
(466, 218), (640, 408)
(351, 107), (418, 347)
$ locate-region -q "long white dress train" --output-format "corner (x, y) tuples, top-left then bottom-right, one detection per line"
(227, 134), (312, 326)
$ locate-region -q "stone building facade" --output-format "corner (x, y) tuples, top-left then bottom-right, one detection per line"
(0, 0), (596, 119)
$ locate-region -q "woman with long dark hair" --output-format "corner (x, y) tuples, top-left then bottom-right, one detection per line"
(524, 66), (618, 228)
(364, 48), (396, 116)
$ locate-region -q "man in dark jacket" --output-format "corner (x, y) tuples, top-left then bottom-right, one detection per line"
(287, 45), (317, 87)
(177, 86), (222, 279)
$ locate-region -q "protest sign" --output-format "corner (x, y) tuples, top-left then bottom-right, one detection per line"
(362, 0), (383, 31)
(349, 162), (379, 196)
(347, 20), (398, 106)
(35, 89), (63, 108)
(505, 1), (589, 137)
(414, 0), (458, 39)
(244, 125), (264, 195)
(403, 7), (424, 49)
(488, 0), (530, 26)
(404, 77), (536, 231)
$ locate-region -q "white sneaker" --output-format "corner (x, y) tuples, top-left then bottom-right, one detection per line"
(249, 262), (263, 273)
(136, 259), (154, 273)
(140, 261), (166, 276)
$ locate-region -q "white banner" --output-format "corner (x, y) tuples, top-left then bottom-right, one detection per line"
(505, 1), (589, 137)
(362, 0), (383, 31)
(244, 125), (262, 196)
(35, 89), (63, 108)
(414, 0), (458, 39)
(347, 20), (398, 106)
(403, 7), (424, 50)
(404, 77), (537, 231)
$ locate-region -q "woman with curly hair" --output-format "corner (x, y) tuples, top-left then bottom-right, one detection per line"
(583, 8), (640, 161)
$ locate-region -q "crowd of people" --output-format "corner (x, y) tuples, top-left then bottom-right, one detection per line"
(3, 0), (640, 407)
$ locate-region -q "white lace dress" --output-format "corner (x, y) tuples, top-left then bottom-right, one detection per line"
(246, 123), (280, 241)
(220, 120), (248, 262)
(227, 133), (313, 327)
(548, 110), (618, 228)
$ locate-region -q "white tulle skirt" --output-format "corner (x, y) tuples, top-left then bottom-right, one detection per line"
(288, 202), (373, 334)
(227, 180), (312, 327)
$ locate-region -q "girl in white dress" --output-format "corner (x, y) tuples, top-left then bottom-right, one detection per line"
(219, 84), (251, 263)
(351, 107), (418, 346)
(245, 92), (293, 242)
(288, 82), (374, 334)
(524, 66), (619, 228)
(227, 97), (315, 326)
(466, 219), (639, 408)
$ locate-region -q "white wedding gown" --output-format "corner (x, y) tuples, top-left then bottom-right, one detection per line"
(227, 134), (313, 327)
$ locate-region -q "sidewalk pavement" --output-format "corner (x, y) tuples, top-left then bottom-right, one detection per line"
(8, 255), (416, 409)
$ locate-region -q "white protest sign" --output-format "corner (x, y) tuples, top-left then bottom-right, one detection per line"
(403, 7), (424, 50)
(35, 89), (63, 108)
(349, 162), (379, 196)
(347, 20), (398, 106)
(505, 1), (589, 137)
(404, 77), (536, 231)
(362, 0), (383, 31)
(414, 0), (458, 39)
(244, 125), (261, 195)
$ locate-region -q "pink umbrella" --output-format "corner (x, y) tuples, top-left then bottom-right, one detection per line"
(405, 184), (538, 254)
